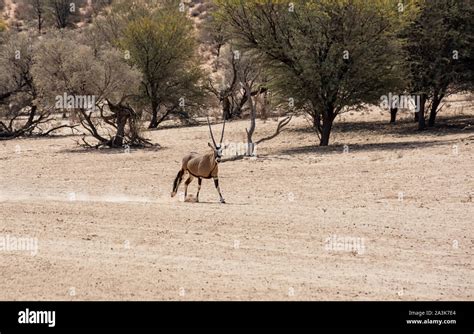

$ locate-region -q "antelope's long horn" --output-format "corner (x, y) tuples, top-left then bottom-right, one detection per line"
(220, 118), (226, 144)
(207, 116), (217, 147)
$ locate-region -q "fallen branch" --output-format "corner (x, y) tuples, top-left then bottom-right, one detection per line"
(39, 124), (79, 136)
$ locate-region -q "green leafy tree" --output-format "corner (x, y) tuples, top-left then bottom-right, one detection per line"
(404, 0), (474, 129)
(120, 3), (203, 128)
(217, 0), (415, 146)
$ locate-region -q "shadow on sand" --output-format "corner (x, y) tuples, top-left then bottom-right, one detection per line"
(57, 144), (163, 155)
(281, 114), (473, 155)
(277, 139), (463, 156)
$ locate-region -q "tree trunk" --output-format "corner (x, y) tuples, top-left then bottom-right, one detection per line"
(261, 90), (268, 121)
(244, 84), (256, 156)
(233, 93), (248, 118)
(320, 117), (333, 146)
(389, 107), (398, 123)
(112, 111), (128, 147)
(148, 100), (159, 128)
(155, 108), (171, 127)
(222, 96), (232, 120)
(246, 130), (255, 156)
(313, 104), (336, 146)
(313, 113), (321, 132)
(428, 94), (443, 127)
(37, 7), (43, 34)
(107, 101), (130, 147)
(25, 105), (37, 128)
(38, 16), (42, 34)
(318, 106), (335, 146)
(418, 94), (426, 130)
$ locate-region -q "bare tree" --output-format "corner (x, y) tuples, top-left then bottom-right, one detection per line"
(207, 47), (267, 121)
(244, 87), (293, 156)
(48, 0), (80, 29)
(0, 32), (63, 138)
(32, 33), (149, 148)
(24, 0), (46, 33)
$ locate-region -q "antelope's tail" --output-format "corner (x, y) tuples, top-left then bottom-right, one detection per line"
(171, 169), (185, 197)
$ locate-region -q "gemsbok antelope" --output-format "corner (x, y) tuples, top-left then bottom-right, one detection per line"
(171, 117), (226, 203)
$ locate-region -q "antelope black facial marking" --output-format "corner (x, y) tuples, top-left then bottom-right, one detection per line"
(215, 144), (223, 162)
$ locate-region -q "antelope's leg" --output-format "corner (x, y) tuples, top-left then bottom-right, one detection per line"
(196, 178), (202, 202)
(184, 176), (194, 199)
(213, 177), (225, 204)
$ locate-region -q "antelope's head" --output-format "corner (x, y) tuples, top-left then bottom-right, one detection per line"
(207, 116), (226, 163)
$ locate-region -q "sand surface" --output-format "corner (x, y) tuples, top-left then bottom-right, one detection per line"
(1, 105), (473, 300)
